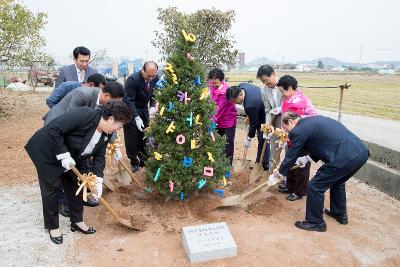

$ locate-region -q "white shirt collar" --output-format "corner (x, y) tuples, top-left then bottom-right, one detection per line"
(96, 91), (101, 107)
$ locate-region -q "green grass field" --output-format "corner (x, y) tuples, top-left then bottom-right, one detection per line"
(226, 71), (400, 121)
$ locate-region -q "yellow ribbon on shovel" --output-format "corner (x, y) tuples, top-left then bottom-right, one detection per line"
(106, 135), (122, 167)
(76, 172), (97, 202)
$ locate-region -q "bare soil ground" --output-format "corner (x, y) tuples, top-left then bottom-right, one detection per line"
(0, 89), (399, 267)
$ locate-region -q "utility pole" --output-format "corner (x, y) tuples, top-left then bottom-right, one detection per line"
(358, 46), (364, 67)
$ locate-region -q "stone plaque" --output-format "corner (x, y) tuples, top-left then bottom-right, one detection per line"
(182, 222), (237, 264)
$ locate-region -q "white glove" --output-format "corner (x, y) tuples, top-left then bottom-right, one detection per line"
(113, 148), (122, 161)
(295, 155), (312, 168)
(273, 171), (286, 180)
(92, 177), (103, 200)
(269, 106), (282, 115)
(268, 174), (278, 186)
(61, 156), (75, 171)
(135, 116), (145, 132)
(149, 107), (156, 119)
(243, 136), (252, 148)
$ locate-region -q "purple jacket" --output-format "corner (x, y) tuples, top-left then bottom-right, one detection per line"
(209, 80), (237, 128)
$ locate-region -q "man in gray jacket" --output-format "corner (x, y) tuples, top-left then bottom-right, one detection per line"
(44, 82), (124, 125)
(54, 46), (98, 88)
(257, 65), (284, 173)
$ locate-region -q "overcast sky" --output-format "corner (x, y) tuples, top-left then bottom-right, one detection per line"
(24, 0), (400, 64)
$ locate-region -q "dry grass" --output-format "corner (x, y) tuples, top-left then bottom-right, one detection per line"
(226, 71), (400, 120)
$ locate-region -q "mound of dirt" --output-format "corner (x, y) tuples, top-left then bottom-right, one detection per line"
(246, 195), (283, 216)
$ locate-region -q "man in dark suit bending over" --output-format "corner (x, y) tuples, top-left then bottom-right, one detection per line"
(275, 112), (369, 232)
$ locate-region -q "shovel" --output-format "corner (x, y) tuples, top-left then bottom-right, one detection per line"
(70, 165), (141, 230)
(117, 160), (143, 189)
(248, 139), (268, 184)
(116, 161), (132, 186)
(233, 148), (252, 173)
(248, 115), (277, 184)
(219, 178), (279, 207)
(219, 165), (298, 208)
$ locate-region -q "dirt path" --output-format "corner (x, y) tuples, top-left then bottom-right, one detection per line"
(0, 90), (399, 266)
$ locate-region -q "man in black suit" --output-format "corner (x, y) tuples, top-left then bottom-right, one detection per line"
(226, 83), (268, 168)
(123, 61), (159, 172)
(275, 112), (369, 232)
(25, 101), (132, 244)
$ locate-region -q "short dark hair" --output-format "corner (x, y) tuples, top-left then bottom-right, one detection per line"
(143, 61), (158, 71)
(277, 75), (298, 90)
(73, 46), (91, 59)
(226, 86), (242, 100)
(208, 68), (225, 81)
(102, 100), (132, 124)
(256, 64), (275, 78)
(282, 111), (300, 125)
(86, 73), (107, 87)
(102, 81), (125, 98)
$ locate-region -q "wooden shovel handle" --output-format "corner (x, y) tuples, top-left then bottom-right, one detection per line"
(70, 165), (122, 221)
(241, 180), (270, 200)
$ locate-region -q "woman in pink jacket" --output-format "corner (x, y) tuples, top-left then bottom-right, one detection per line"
(277, 75), (318, 201)
(208, 68), (237, 165)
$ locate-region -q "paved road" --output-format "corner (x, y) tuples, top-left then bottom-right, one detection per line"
(317, 110), (400, 152)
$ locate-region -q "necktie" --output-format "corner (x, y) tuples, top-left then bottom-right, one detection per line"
(145, 81), (150, 93)
(79, 70), (84, 82)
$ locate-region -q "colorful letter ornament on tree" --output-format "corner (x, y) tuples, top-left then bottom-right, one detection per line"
(144, 28), (230, 199)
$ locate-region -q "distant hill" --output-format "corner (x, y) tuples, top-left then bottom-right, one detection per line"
(369, 61), (400, 67)
(247, 57), (277, 66)
(245, 56), (400, 69)
(297, 57), (349, 67)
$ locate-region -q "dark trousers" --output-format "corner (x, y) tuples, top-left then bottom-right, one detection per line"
(255, 128), (270, 169)
(305, 151), (368, 224)
(123, 120), (148, 167)
(38, 159), (88, 229)
(38, 171), (83, 230)
(286, 162), (310, 196)
(217, 126), (236, 165)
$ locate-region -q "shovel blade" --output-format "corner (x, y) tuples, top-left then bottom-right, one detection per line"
(116, 169), (132, 186)
(103, 177), (115, 191)
(118, 218), (142, 231)
(219, 194), (242, 207)
(232, 159), (243, 173)
(249, 165), (264, 184)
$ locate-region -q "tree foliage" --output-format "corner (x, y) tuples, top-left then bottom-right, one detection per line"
(0, 0), (48, 66)
(146, 29), (230, 199)
(152, 7), (238, 69)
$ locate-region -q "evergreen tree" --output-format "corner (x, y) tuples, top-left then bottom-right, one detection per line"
(145, 29), (230, 199)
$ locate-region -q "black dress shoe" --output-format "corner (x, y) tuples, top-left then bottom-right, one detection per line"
(324, 209), (348, 225)
(278, 187), (292, 194)
(59, 203), (70, 217)
(71, 223), (96, 234)
(278, 180), (287, 190)
(295, 221), (327, 232)
(49, 230), (63, 244)
(83, 198), (99, 207)
(286, 193), (303, 201)
(138, 160), (146, 167)
(131, 164), (139, 173)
